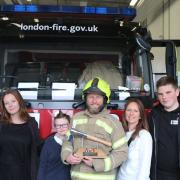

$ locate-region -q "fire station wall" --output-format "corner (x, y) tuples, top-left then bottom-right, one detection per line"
(136, 0), (180, 39)
(147, 0), (180, 40)
(135, 0), (180, 74)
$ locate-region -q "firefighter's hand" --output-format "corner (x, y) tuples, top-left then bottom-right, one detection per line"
(65, 153), (82, 165)
(82, 156), (93, 167)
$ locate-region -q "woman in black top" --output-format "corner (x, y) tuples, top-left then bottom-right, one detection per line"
(0, 89), (41, 180)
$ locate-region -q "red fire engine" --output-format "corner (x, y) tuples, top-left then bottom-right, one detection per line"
(0, 5), (177, 139)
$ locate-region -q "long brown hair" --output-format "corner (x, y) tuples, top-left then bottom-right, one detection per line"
(0, 89), (30, 123)
(122, 98), (149, 140)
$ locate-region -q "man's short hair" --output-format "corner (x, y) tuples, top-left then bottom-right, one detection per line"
(156, 76), (178, 90)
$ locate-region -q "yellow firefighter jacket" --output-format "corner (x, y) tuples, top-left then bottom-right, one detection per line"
(61, 108), (128, 180)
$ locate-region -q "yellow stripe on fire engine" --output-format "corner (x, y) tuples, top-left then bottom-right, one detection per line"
(112, 136), (127, 149)
(104, 157), (112, 172)
(71, 171), (115, 180)
(96, 119), (113, 134)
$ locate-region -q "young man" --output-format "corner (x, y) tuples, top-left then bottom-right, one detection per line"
(61, 77), (128, 180)
(149, 76), (180, 180)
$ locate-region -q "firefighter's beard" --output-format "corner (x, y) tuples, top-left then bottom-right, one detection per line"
(86, 103), (105, 114)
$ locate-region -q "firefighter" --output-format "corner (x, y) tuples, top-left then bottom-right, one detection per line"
(61, 77), (128, 180)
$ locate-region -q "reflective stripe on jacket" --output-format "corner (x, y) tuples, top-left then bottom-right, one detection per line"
(71, 171), (116, 180)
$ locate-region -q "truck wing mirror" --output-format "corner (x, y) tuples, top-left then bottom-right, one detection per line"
(135, 31), (152, 51)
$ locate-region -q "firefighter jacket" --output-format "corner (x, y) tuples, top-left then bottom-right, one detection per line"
(61, 108), (128, 180)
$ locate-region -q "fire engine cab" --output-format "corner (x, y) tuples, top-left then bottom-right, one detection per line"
(0, 5), (176, 139)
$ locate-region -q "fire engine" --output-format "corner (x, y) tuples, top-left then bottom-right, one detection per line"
(0, 4), (177, 139)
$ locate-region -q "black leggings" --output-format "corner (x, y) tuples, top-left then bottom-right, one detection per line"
(157, 170), (180, 180)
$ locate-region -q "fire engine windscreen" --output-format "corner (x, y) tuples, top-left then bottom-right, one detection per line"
(78, 60), (122, 89)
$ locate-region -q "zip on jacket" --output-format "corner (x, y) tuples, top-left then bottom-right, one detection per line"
(152, 115), (157, 180)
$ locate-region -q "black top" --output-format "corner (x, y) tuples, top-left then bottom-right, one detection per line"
(157, 110), (179, 173)
(149, 104), (180, 180)
(0, 118), (41, 180)
(37, 135), (71, 180)
(0, 122), (32, 180)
